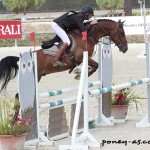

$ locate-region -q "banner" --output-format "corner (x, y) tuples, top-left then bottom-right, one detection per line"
(0, 20), (22, 39)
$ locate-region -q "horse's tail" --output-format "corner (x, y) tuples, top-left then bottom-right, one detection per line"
(0, 56), (19, 92)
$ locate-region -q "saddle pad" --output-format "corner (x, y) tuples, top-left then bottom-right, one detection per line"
(43, 45), (59, 56)
(42, 35), (75, 56)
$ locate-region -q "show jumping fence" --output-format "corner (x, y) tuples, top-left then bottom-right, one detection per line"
(59, 42), (150, 149)
(18, 37), (112, 148)
(18, 39), (150, 149)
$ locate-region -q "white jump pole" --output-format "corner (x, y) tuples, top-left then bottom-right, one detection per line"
(89, 78), (150, 96)
(39, 81), (101, 98)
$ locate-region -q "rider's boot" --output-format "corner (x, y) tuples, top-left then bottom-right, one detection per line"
(52, 43), (68, 66)
(42, 35), (61, 44)
(42, 40), (52, 44)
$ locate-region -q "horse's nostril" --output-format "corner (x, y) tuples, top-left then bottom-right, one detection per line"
(123, 49), (127, 53)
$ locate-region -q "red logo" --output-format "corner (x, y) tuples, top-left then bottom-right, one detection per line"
(0, 21), (22, 39)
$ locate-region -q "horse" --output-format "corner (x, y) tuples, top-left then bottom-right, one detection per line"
(0, 19), (128, 93)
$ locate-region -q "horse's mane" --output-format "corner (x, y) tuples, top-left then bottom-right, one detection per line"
(97, 19), (116, 23)
(69, 19), (117, 39)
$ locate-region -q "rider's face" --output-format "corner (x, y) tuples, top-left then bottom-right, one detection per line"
(85, 13), (93, 20)
(87, 13), (93, 19)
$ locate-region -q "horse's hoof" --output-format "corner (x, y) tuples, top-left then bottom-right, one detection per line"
(74, 75), (80, 80)
(52, 61), (67, 67)
(73, 68), (81, 75)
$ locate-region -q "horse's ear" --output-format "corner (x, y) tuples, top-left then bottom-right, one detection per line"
(121, 20), (125, 24)
(118, 19), (121, 23)
(118, 20), (125, 26)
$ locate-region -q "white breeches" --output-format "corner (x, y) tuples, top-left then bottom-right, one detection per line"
(51, 22), (70, 45)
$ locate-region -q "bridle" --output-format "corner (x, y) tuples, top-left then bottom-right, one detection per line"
(115, 22), (127, 49)
(88, 20), (127, 48)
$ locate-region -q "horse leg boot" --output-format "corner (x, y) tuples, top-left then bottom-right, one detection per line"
(52, 43), (68, 66)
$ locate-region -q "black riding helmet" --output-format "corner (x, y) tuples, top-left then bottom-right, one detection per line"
(81, 5), (94, 16)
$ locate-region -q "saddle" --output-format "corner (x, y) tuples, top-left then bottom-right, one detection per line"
(41, 35), (61, 49)
(41, 35), (75, 56)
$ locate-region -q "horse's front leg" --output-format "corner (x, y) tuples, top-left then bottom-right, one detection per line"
(88, 57), (99, 77)
(74, 57), (98, 80)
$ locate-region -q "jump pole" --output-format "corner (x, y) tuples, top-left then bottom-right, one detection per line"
(39, 80), (100, 109)
(39, 81), (101, 98)
(89, 78), (150, 96)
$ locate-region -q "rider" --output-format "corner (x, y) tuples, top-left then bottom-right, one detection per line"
(51, 5), (98, 66)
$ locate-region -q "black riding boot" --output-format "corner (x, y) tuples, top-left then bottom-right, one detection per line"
(52, 43), (68, 66)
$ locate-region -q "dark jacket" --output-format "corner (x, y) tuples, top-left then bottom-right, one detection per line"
(53, 11), (92, 32)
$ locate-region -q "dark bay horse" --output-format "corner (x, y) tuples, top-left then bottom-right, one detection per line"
(0, 19), (128, 92)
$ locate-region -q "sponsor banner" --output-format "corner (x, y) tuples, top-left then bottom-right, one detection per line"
(0, 20), (22, 39)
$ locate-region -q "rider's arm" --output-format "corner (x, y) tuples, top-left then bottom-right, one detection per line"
(72, 14), (92, 32)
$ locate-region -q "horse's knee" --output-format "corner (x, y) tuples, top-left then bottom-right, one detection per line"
(93, 63), (98, 72)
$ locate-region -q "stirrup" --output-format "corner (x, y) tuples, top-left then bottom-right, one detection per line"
(52, 61), (67, 67)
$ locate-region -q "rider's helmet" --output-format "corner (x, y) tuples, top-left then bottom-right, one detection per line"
(81, 5), (94, 16)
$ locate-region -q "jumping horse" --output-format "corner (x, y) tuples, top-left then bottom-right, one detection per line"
(0, 19), (128, 93)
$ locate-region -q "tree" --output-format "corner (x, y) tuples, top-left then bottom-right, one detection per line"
(124, 0), (132, 16)
(2, 0), (46, 15)
(96, 0), (124, 16)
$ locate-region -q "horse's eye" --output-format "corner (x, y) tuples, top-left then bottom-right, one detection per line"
(120, 32), (125, 37)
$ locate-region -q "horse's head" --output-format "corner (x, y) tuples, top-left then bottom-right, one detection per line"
(109, 20), (128, 53)
(91, 19), (128, 53)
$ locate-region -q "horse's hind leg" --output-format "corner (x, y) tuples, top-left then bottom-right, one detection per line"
(73, 68), (81, 75)
(88, 57), (99, 77)
(13, 93), (20, 121)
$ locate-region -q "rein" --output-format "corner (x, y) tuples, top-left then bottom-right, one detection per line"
(96, 24), (112, 45)
(88, 23), (112, 45)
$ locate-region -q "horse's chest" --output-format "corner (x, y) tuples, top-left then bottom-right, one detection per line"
(88, 48), (94, 57)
